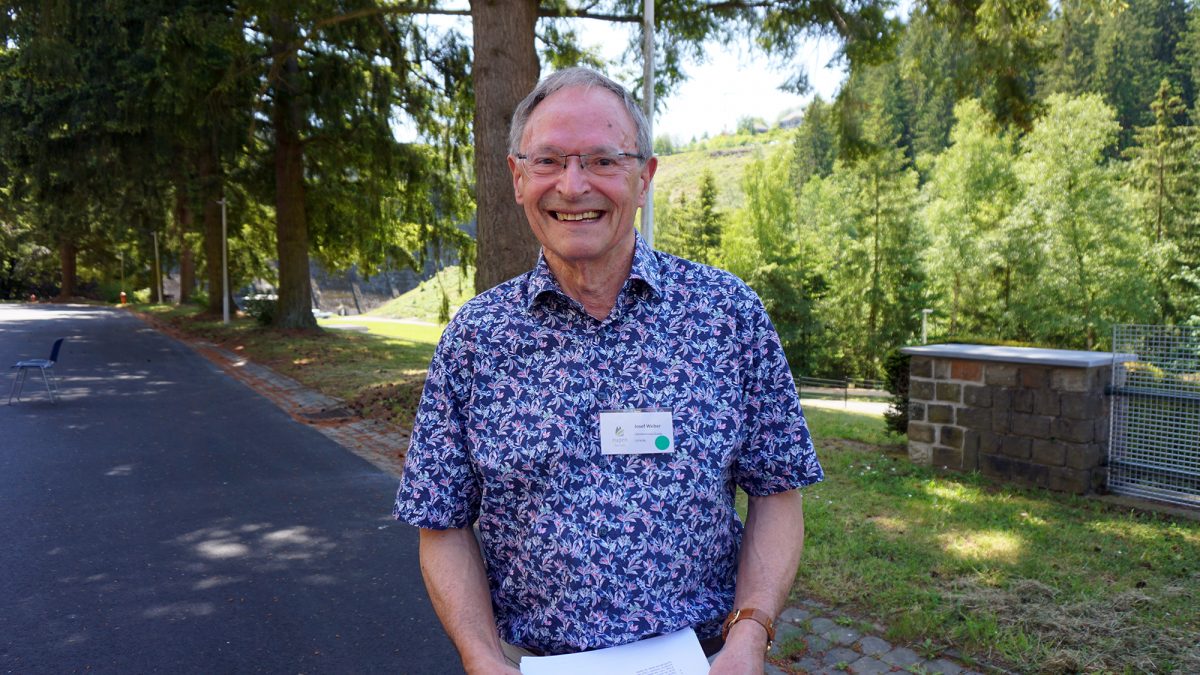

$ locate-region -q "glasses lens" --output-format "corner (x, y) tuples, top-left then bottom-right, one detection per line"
(585, 153), (625, 177)
(526, 154), (564, 177)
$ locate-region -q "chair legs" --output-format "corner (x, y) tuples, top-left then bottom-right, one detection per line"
(8, 368), (27, 405)
(7, 367), (57, 404)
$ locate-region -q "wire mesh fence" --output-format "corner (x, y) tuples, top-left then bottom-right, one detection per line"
(1108, 325), (1200, 508)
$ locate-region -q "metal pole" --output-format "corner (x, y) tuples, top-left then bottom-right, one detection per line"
(219, 198), (229, 324)
(640, 0), (655, 247)
(922, 308), (933, 344)
(152, 231), (161, 304)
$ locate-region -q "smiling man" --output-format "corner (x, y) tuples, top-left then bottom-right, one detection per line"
(393, 67), (823, 675)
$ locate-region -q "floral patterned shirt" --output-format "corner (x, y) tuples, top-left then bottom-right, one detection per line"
(393, 233), (823, 655)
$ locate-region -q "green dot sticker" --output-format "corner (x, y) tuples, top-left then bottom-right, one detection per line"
(655, 435), (670, 451)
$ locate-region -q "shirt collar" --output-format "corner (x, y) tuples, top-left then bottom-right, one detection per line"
(524, 230), (663, 312)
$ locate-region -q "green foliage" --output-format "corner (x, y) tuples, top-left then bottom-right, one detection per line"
(922, 98), (1020, 336)
(656, 169), (724, 265)
(1123, 79), (1199, 323)
(882, 349), (911, 436)
(1009, 93), (1155, 347)
(242, 295), (278, 326)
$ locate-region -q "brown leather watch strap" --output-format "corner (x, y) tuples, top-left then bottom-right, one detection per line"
(721, 607), (776, 651)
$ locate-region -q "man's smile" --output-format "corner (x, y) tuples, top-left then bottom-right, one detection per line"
(551, 210), (603, 221)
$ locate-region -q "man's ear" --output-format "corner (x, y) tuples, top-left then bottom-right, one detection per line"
(638, 156), (658, 206)
(508, 155), (524, 204)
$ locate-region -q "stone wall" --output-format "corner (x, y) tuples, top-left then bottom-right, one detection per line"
(901, 344), (1128, 495)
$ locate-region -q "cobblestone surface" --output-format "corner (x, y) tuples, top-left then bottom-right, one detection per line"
(139, 313), (1009, 675)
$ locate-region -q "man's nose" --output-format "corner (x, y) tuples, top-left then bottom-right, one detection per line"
(555, 156), (591, 195)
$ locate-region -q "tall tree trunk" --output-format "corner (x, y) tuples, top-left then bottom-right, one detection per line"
(58, 240), (77, 300)
(270, 17), (316, 329)
(199, 141), (227, 315)
(175, 173), (196, 304)
(470, 0), (540, 294)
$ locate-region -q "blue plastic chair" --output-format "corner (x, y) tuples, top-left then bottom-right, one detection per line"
(8, 337), (65, 404)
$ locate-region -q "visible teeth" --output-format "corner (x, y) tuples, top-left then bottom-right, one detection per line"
(556, 211), (601, 221)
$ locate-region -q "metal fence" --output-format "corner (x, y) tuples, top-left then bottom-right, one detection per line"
(1108, 325), (1200, 508)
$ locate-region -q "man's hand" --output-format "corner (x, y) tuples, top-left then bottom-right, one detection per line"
(463, 656), (522, 675)
(708, 618), (770, 675)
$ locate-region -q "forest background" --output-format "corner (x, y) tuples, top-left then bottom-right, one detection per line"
(3, 1), (1200, 383)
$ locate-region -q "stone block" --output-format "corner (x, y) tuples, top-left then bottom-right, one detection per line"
(934, 359), (952, 380)
(1050, 368), (1089, 392)
(1095, 417), (1110, 443)
(1035, 390), (1061, 417)
(936, 382), (962, 403)
(963, 385), (992, 408)
(977, 431), (1002, 454)
(1052, 417), (1095, 443)
(909, 378), (935, 402)
(991, 407), (1011, 433)
(928, 404), (954, 424)
(932, 445), (963, 469)
(908, 422), (935, 443)
(1012, 454), (1051, 485)
(992, 388), (1013, 410)
(1060, 392), (1102, 420)
(963, 430), (980, 470)
(1000, 435), (1032, 459)
(909, 441), (932, 465)
(910, 357), (933, 378)
(955, 406), (991, 431)
(1049, 466), (1091, 495)
(1021, 366), (1049, 389)
(908, 401), (926, 422)
(1032, 439), (1067, 466)
(985, 364), (1018, 387)
(950, 360), (983, 382)
(1065, 442), (1103, 470)
(1012, 413), (1052, 439)
(940, 425), (964, 449)
(980, 452), (1009, 479)
(1012, 413), (1051, 439)
(1012, 389), (1035, 413)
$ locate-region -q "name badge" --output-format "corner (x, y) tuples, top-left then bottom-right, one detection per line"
(599, 408), (675, 455)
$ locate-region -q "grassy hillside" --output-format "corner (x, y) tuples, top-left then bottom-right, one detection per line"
(366, 264), (474, 324)
(652, 131), (787, 212)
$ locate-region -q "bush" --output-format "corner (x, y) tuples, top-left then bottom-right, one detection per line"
(242, 295), (277, 326)
(883, 348), (911, 436)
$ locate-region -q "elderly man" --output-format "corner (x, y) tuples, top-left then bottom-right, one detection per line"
(394, 67), (822, 674)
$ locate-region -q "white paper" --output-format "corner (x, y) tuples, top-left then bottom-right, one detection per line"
(519, 628), (709, 675)
(599, 409), (675, 455)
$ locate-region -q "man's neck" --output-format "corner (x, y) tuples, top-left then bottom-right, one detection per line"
(545, 247), (635, 321)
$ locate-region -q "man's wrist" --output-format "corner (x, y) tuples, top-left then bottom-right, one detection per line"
(722, 607), (775, 652)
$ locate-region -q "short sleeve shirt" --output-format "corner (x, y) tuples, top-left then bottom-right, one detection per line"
(393, 233), (823, 655)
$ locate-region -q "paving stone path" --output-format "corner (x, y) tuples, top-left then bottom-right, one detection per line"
(136, 311), (1010, 675)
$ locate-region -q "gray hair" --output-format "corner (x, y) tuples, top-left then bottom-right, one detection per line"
(508, 67), (652, 161)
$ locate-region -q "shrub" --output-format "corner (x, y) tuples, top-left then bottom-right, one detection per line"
(883, 348), (911, 436)
(242, 295), (277, 326)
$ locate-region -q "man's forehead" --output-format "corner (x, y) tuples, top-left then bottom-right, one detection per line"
(522, 85), (636, 146)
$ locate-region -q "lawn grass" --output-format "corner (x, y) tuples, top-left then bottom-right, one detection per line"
(135, 302), (1200, 673)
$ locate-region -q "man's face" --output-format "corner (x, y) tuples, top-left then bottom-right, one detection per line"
(508, 85), (657, 274)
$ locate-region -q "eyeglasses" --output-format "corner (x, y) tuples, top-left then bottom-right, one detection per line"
(516, 150), (645, 178)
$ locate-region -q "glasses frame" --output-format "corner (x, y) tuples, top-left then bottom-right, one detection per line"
(515, 150), (647, 179)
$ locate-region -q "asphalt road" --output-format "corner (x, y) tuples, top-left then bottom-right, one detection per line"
(0, 304), (461, 674)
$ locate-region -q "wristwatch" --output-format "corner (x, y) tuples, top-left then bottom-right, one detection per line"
(721, 607), (776, 652)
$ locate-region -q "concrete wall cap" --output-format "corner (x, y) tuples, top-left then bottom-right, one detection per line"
(900, 343), (1136, 368)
